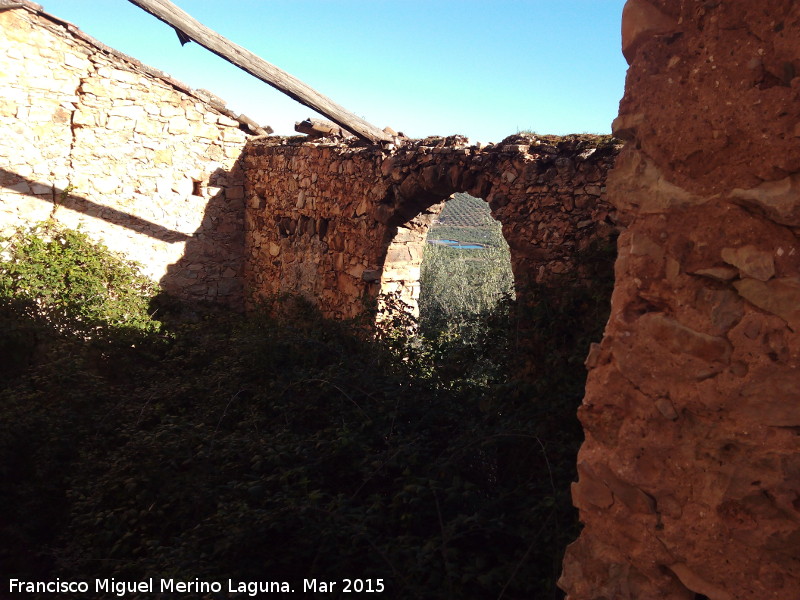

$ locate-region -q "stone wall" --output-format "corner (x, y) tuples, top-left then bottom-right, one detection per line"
(0, 1), (265, 307)
(243, 134), (618, 319)
(560, 1), (800, 598)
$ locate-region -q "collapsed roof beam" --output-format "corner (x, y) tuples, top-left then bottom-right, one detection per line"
(126, 0), (392, 143)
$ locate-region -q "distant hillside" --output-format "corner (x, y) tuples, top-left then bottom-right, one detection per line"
(428, 193), (503, 246)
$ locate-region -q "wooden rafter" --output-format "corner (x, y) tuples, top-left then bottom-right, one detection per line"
(127, 0), (392, 143)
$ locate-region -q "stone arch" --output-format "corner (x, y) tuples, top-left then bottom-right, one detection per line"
(243, 135), (619, 321)
(377, 169), (502, 318)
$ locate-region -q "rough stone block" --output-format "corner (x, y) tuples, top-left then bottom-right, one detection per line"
(159, 104), (184, 118)
(733, 277), (800, 331)
(64, 52), (90, 70)
(217, 114), (239, 127)
(167, 116), (190, 134)
(106, 115), (133, 131)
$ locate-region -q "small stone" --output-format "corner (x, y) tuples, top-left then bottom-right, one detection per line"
(729, 361), (748, 377)
(621, 0), (678, 63)
(742, 318), (761, 339)
(105, 116), (133, 131)
(167, 116), (190, 134)
(629, 233), (664, 259)
(97, 67), (138, 83)
(64, 52), (91, 69)
(641, 313), (732, 364)
(217, 114), (239, 127)
(584, 184), (602, 196)
(502, 169), (518, 184)
(93, 177), (119, 194)
(733, 277), (800, 330)
(380, 156), (396, 177)
(708, 289), (744, 334)
(361, 269), (380, 283)
(160, 105), (184, 118)
(572, 472), (614, 510)
(654, 397), (679, 420)
(555, 157), (575, 177)
(721, 245), (775, 281)
(612, 112), (645, 140)
(134, 119), (164, 136)
(665, 256), (681, 281)
(226, 186), (244, 200)
(690, 266), (739, 281)
(730, 174), (800, 227)
(109, 105), (145, 119)
(584, 342), (602, 369)
(173, 178), (194, 197)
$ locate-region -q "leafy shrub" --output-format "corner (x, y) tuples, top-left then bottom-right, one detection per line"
(419, 223), (514, 336)
(0, 221), (160, 339)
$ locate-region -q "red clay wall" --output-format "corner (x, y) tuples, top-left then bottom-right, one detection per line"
(560, 1), (800, 598)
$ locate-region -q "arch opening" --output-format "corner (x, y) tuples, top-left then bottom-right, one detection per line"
(377, 192), (515, 329)
(419, 192), (514, 333)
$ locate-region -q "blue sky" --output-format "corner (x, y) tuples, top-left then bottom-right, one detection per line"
(43, 1), (628, 143)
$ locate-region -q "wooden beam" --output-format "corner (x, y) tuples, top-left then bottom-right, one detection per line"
(295, 118), (352, 139)
(126, 0), (392, 143)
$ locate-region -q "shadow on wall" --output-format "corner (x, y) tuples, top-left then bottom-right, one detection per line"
(0, 164), (246, 310)
(156, 161), (247, 310)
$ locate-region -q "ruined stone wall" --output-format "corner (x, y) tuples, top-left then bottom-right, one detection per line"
(0, 2), (619, 317)
(561, 1), (800, 598)
(243, 134), (618, 319)
(0, 2), (263, 307)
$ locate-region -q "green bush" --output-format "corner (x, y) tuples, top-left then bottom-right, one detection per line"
(419, 224), (514, 334)
(0, 221), (160, 339)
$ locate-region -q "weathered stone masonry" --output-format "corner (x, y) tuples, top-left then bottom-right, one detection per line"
(0, 1), (267, 307)
(243, 135), (618, 319)
(560, 1), (800, 599)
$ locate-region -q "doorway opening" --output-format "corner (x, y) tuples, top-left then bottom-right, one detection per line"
(418, 192), (514, 335)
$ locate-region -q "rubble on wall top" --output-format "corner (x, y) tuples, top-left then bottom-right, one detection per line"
(250, 129), (622, 163)
(0, 0), (272, 136)
(274, 116), (622, 158)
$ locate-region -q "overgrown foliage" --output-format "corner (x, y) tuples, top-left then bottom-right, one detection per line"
(0, 221), (160, 338)
(0, 221), (162, 379)
(419, 206), (514, 336)
(0, 223), (616, 599)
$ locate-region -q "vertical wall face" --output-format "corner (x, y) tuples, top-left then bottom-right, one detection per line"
(561, 1), (800, 598)
(0, 4), (254, 307)
(243, 136), (618, 320)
